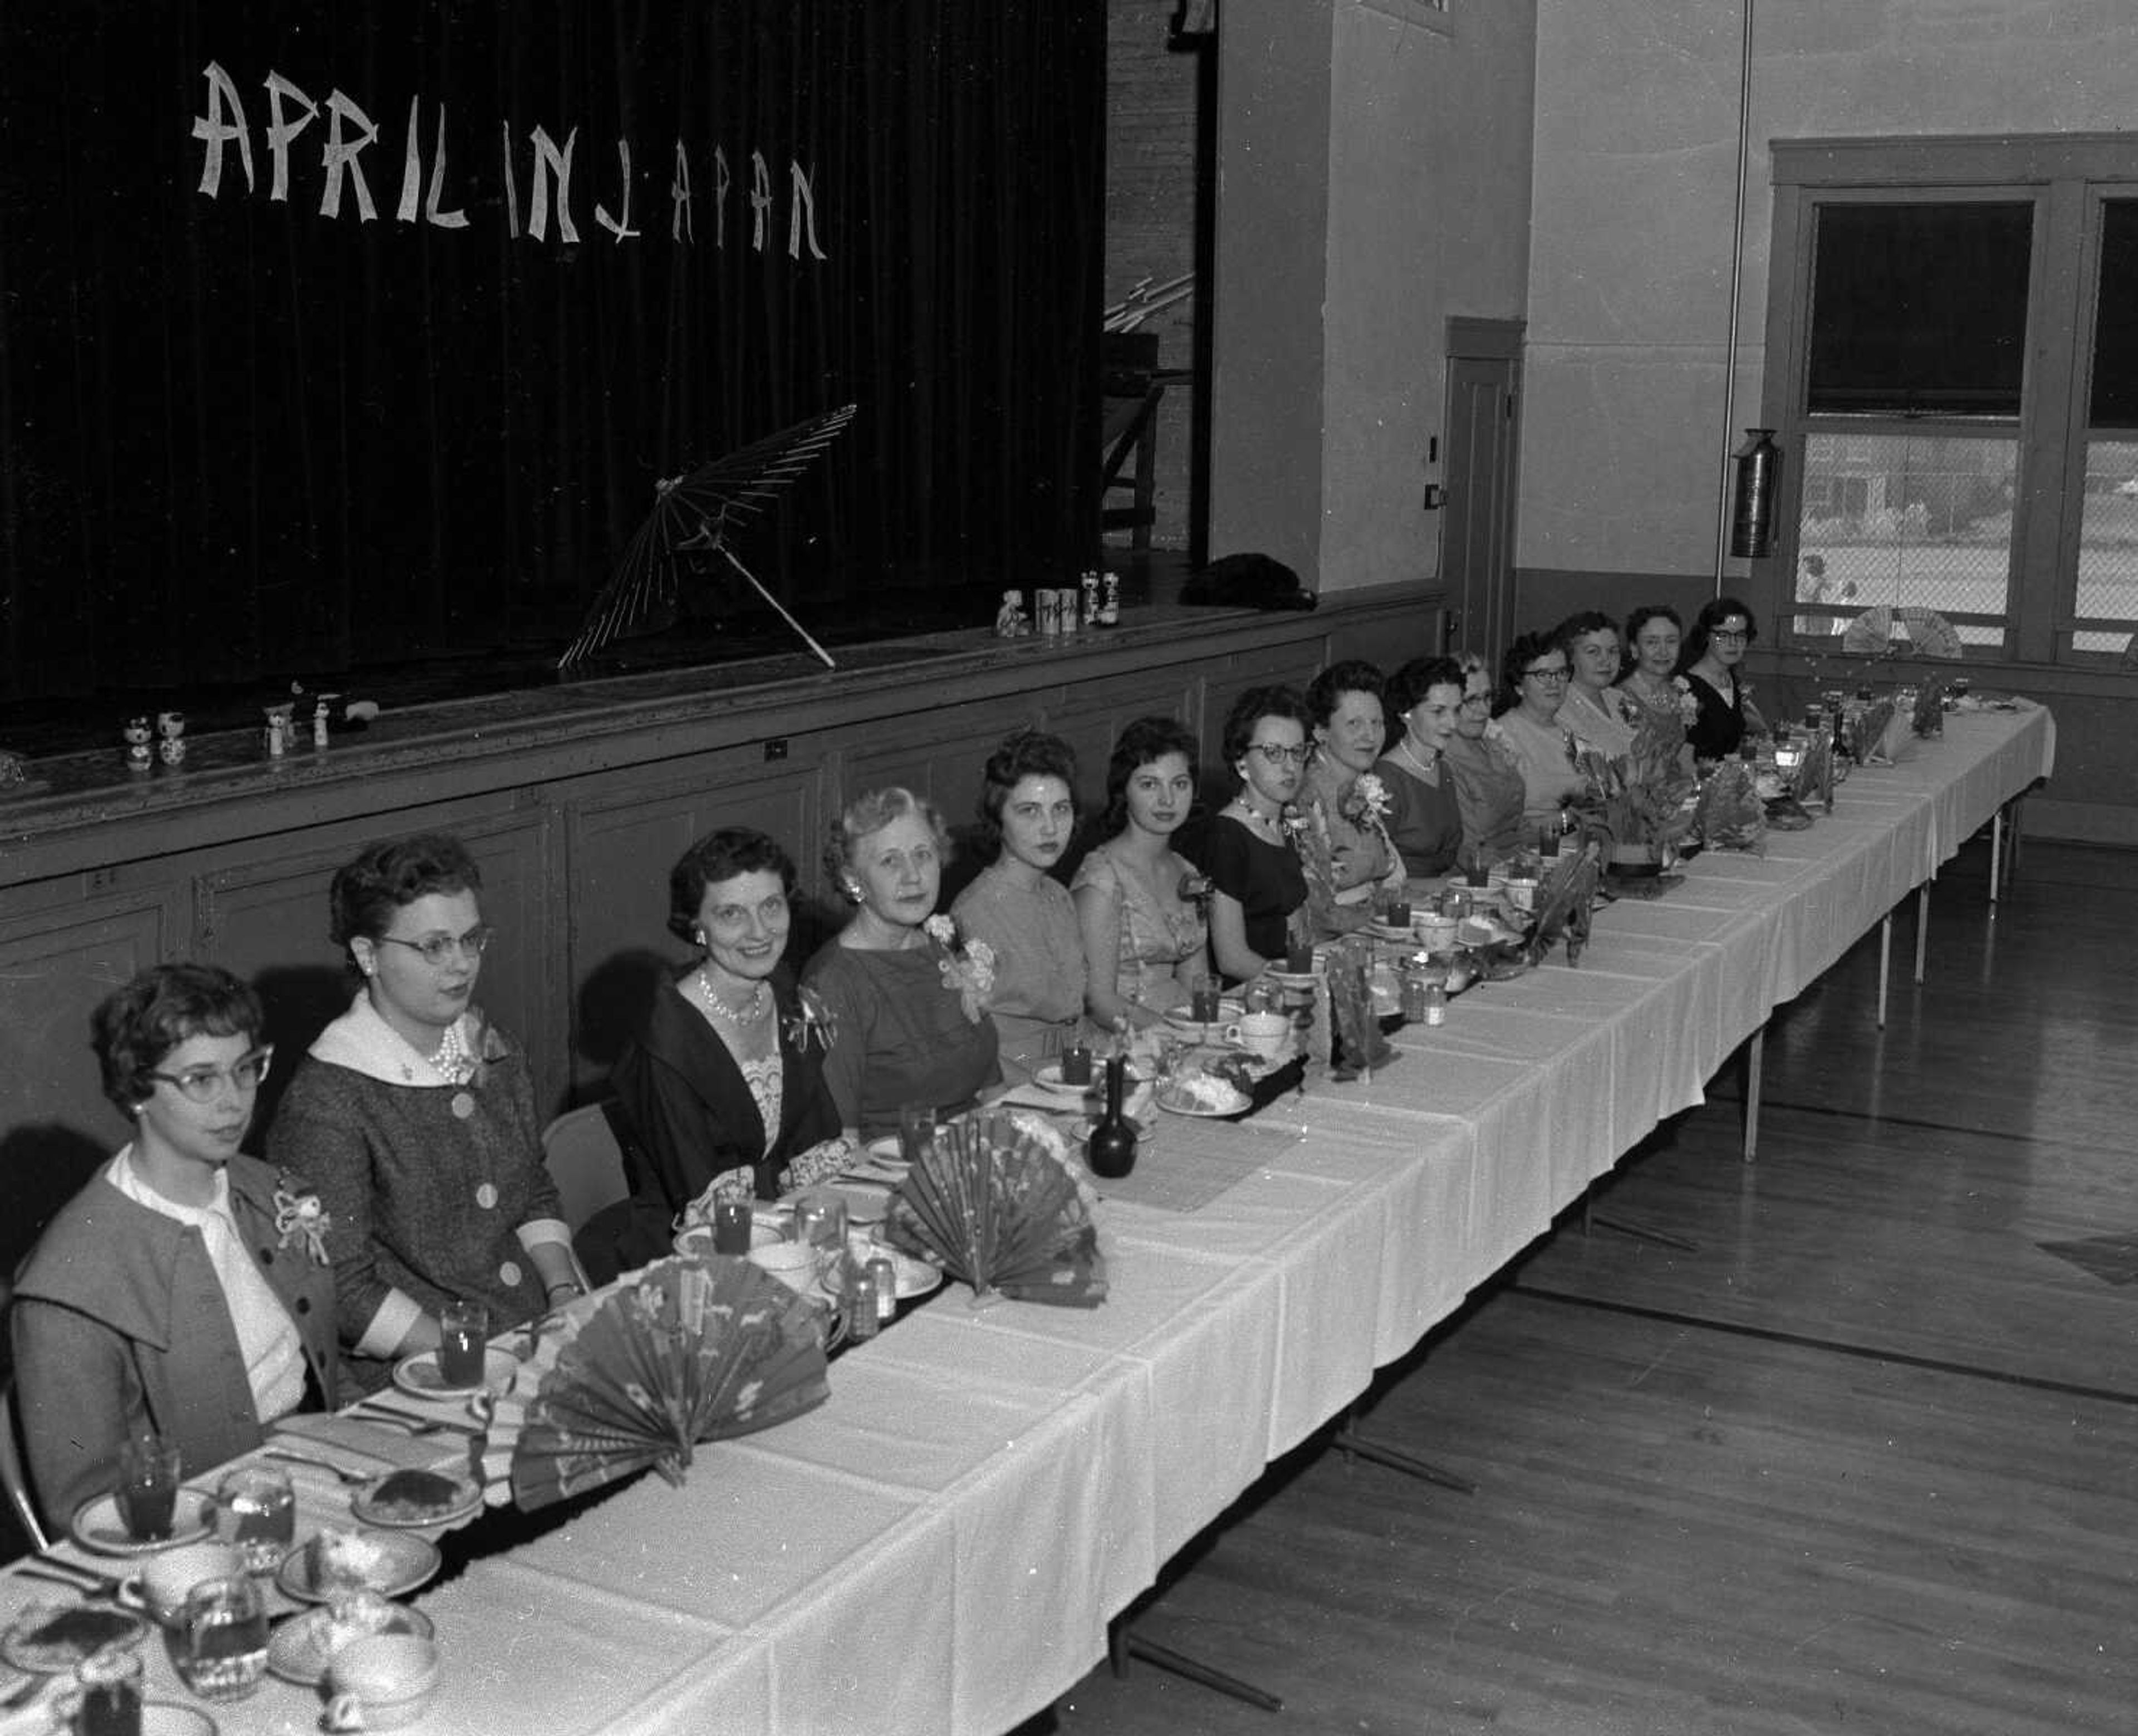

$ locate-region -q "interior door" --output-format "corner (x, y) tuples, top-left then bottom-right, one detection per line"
(1441, 320), (1523, 660)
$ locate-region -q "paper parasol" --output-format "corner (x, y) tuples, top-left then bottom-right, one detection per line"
(483, 1256), (830, 1511)
(1841, 605), (1964, 659)
(558, 403), (857, 670)
(882, 1116), (1108, 1308)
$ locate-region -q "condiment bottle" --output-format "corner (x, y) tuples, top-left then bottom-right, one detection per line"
(847, 1267), (880, 1340)
(1086, 1055), (1138, 1179)
(1424, 982), (1447, 1027)
(867, 1254), (898, 1323)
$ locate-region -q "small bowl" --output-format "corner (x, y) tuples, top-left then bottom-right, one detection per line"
(327, 1634), (440, 1730)
(673, 1220), (785, 1259)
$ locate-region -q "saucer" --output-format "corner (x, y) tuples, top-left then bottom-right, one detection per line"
(69, 1490), (215, 1557)
(391, 1346), (517, 1400)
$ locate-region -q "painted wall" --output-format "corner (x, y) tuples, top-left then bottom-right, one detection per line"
(1211, 0), (1536, 594)
(1521, 0), (2138, 586)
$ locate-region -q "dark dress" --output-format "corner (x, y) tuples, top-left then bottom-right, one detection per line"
(1374, 752), (1464, 876)
(1684, 671), (1747, 761)
(1200, 811), (1309, 981)
(604, 967), (844, 1272)
(801, 939), (1002, 1138)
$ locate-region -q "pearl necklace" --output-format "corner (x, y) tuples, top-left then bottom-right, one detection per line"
(1395, 737), (1440, 780)
(428, 1020), (477, 1086)
(693, 968), (769, 1027)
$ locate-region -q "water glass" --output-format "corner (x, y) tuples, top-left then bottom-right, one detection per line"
(1189, 985), (1222, 1024)
(438, 1299), (489, 1387)
(711, 1199), (752, 1255)
(793, 1190), (848, 1253)
(215, 1464), (295, 1574)
(69, 1645), (143, 1736)
(114, 1434), (181, 1543)
(176, 1574), (268, 1701)
(896, 1103), (936, 1166)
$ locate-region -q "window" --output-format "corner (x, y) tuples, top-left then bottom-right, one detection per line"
(1763, 136), (2138, 665)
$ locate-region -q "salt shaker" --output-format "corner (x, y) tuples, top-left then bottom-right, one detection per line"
(847, 1267), (880, 1340)
(867, 1254), (898, 1323)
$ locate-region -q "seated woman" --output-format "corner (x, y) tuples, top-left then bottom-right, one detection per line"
(1202, 684), (1313, 984)
(1374, 656), (1467, 878)
(603, 828), (849, 1271)
(1072, 715), (1211, 1027)
(1296, 661), (1405, 936)
(950, 729), (1090, 1080)
(802, 788), (1002, 1137)
(1442, 650), (1529, 864)
(1552, 610), (1642, 762)
(267, 832), (582, 1395)
(1617, 604), (1698, 776)
(13, 964), (338, 1528)
(1680, 594), (1768, 763)
(1493, 632), (1591, 831)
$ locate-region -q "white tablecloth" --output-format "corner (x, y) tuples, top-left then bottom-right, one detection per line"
(0, 708), (2051, 1736)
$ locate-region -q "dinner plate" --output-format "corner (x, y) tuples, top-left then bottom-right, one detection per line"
(825, 1248), (944, 1303)
(1264, 968), (1319, 989)
(1029, 1062), (1099, 1097)
(277, 1529), (443, 1605)
(350, 1468), (484, 1531)
(1364, 920), (1418, 941)
(391, 1345), (518, 1400)
(830, 1180), (891, 1225)
(1161, 999), (1242, 1032)
(68, 1490), (215, 1557)
(139, 1706), (219, 1736)
(1155, 1084), (1251, 1119)
(1, 1600), (148, 1674)
(267, 1600), (435, 1686)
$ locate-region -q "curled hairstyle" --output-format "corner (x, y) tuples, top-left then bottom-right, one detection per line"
(94, 962), (263, 1116)
(1684, 595), (1758, 666)
(1552, 610), (1620, 664)
(1103, 715), (1200, 835)
(668, 828), (797, 945)
(1305, 660), (1385, 729)
(1220, 684), (1315, 769)
(823, 787), (952, 895)
(1500, 632), (1566, 708)
(1385, 655), (1467, 724)
(328, 832), (482, 958)
(1622, 604), (1684, 661)
(974, 728), (1080, 859)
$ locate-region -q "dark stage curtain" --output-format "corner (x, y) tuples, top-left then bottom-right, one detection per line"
(0, 0), (1104, 705)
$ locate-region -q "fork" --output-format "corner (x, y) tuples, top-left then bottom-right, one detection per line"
(349, 1404), (483, 1439)
(262, 1449), (374, 1486)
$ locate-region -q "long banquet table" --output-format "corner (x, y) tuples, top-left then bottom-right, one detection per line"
(0, 706), (2053, 1736)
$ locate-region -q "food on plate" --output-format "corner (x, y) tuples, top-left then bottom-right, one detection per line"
(3, 1601), (144, 1673)
(1161, 1071), (1249, 1114)
(318, 1589), (405, 1659)
(361, 1469), (469, 1524)
(310, 1528), (394, 1592)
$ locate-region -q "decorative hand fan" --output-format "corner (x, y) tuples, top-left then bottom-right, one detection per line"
(1841, 604), (1898, 654)
(484, 1257), (830, 1511)
(1841, 604), (1965, 659)
(1693, 760), (1766, 855)
(882, 1115), (1108, 1308)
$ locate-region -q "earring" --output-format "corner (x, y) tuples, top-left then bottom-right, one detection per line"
(694, 930), (707, 947)
(843, 881), (863, 904)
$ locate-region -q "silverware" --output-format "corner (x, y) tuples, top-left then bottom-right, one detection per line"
(13, 1555), (119, 1596)
(349, 1405), (483, 1439)
(262, 1449), (374, 1487)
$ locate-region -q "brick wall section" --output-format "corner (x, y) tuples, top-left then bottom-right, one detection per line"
(1104, 3), (1202, 551)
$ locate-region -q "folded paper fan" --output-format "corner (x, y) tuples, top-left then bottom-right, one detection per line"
(1897, 607), (1964, 659)
(485, 1256), (830, 1511)
(1841, 604), (1964, 659)
(883, 1115), (1107, 1308)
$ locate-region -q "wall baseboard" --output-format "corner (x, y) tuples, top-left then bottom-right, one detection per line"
(2018, 798), (2138, 848)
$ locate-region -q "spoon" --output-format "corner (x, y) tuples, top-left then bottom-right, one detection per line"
(262, 1449), (374, 1487)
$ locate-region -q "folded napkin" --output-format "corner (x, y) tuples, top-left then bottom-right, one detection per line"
(272, 1412), (469, 1474)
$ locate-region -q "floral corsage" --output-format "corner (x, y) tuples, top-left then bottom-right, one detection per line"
(272, 1176), (334, 1265)
(1340, 772), (1392, 830)
(782, 985), (837, 1055)
(1674, 674), (1699, 727)
(924, 914), (997, 1023)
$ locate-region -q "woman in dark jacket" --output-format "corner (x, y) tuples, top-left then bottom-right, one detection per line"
(605, 828), (847, 1269)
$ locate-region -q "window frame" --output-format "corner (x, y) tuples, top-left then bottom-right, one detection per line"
(1759, 134), (2138, 668)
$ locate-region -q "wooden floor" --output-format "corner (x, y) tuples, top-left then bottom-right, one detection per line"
(1045, 836), (2138, 1736)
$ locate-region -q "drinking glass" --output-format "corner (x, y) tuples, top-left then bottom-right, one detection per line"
(438, 1299), (489, 1388)
(792, 1190), (848, 1254)
(69, 1644), (143, 1736)
(176, 1574), (268, 1701)
(896, 1103), (936, 1166)
(114, 1434), (181, 1542)
(215, 1464), (295, 1574)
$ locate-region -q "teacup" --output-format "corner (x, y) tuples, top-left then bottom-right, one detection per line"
(120, 1539), (246, 1625)
(326, 1634), (441, 1731)
(746, 1238), (821, 1294)
(1223, 1011), (1291, 1062)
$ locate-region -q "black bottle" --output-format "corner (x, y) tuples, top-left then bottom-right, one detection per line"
(1086, 1055), (1138, 1179)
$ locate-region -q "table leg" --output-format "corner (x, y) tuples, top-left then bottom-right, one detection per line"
(1914, 881), (1931, 984)
(1332, 1405), (1477, 1493)
(1742, 1024), (1764, 1164)
(1877, 915), (1891, 1028)
(1989, 808), (2004, 904)
(1111, 1621), (1285, 1713)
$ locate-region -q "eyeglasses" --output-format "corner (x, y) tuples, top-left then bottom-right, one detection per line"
(148, 1046), (274, 1102)
(1710, 627), (1750, 644)
(1522, 666), (1571, 684)
(376, 925), (494, 967)
(1249, 743), (1311, 767)
(1458, 694), (1492, 712)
